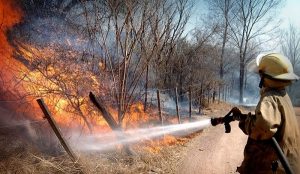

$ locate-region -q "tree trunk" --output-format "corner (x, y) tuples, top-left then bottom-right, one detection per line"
(144, 64), (149, 112)
(218, 85), (221, 103)
(207, 90), (210, 105)
(175, 87), (181, 124)
(244, 72), (247, 91)
(239, 61), (245, 103)
(220, 26), (228, 79)
(213, 88), (216, 103)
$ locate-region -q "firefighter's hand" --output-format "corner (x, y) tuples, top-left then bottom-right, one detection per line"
(222, 108), (236, 123)
(231, 107), (247, 121)
(231, 107), (242, 117)
(223, 107), (243, 123)
(223, 114), (234, 123)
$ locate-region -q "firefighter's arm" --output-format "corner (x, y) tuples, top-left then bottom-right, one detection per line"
(238, 99), (282, 140)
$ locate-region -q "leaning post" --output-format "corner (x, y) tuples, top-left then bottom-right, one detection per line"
(37, 98), (78, 162)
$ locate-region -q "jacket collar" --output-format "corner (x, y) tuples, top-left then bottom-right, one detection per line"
(260, 87), (286, 97)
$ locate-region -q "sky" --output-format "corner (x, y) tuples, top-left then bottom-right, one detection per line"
(280, 0), (300, 29)
(185, 0), (300, 37)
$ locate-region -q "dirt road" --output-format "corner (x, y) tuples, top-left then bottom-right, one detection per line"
(176, 107), (300, 174)
(176, 120), (247, 174)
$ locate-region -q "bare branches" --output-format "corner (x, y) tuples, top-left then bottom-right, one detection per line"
(70, 0), (192, 124)
(281, 23), (300, 70)
(226, 0), (282, 102)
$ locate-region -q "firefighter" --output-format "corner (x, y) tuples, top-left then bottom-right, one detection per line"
(234, 53), (300, 174)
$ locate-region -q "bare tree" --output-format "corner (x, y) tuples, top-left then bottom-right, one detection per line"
(228, 0), (281, 103)
(281, 23), (300, 70)
(205, 0), (235, 79)
(77, 0), (192, 125)
(14, 44), (98, 133)
(280, 23), (300, 103)
(172, 27), (221, 106)
(151, 0), (191, 89)
(8, 0), (192, 133)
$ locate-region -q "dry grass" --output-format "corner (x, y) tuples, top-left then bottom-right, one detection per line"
(0, 131), (201, 174)
(0, 142), (191, 174)
(0, 150), (82, 174)
(77, 140), (194, 174)
(0, 102), (238, 174)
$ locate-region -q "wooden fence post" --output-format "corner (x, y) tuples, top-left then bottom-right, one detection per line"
(156, 90), (163, 125)
(175, 87), (181, 124)
(207, 90), (210, 105)
(223, 86), (226, 101)
(199, 84), (203, 114)
(89, 92), (135, 155)
(89, 92), (119, 129)
(144, 65), (149, 112)
(213, 88), (216, 103)
(189, 87), (192, 121)
(218, 85), (221, 103)
(225, 85), (228, 101)
(198, 96), (201, 114)
(36, 98), (77, 162)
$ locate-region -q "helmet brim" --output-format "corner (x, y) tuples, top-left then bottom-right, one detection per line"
(247, 53), (266, 73)
(270, 72), (299, 81)
(247, 58), (259, 73)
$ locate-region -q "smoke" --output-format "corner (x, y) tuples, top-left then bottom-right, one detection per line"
(0, 103), (47, 149)
(146, 89), (199, 117)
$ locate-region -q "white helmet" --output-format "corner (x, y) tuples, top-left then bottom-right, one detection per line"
(247, 53), (299, 81)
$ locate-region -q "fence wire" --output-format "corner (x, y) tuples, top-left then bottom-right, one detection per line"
(0, 120), (47, 129)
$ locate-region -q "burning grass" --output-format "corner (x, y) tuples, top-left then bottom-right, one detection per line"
(0, 127), (203, 174)
(72, 130), (204, 174)
(0, 101), (240, 173)
(0, 1), (246, 172)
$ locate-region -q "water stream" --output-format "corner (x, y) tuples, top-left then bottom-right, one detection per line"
(71, 119), (212, 151)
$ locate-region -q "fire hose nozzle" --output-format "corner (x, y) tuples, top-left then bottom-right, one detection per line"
(211, 117), (232, 133)
(211, 117), (224, 126)
(211, 108), (237, 133)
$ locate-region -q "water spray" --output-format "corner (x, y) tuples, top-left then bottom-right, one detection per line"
(71, 119), (212, 151)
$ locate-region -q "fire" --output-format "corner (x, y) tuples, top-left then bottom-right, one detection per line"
(143, 135), (184, 153)
(123, 102), (149, 128)
(0, 0), (190, 153)
(0, 0), (35, 118)
(54, 99), (68, 114)
(4, 41), (110, 133)
(0, 0), (24, 83)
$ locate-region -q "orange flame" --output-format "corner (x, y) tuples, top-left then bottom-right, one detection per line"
(0, 1), (191, 152)
(0, 0), (23, 81)
(123, 102), (149, 128)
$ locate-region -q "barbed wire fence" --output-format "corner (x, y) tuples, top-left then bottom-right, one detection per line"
(0, 80), (230, 132)
(139, 82), (229, 125)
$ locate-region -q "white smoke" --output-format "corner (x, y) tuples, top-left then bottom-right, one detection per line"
(69, 118), (211, 151)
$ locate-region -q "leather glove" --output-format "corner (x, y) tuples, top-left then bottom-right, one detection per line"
(232, 107), (241, 117)
(222, 107), (240, 123)
(231, 107), (248, 121)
